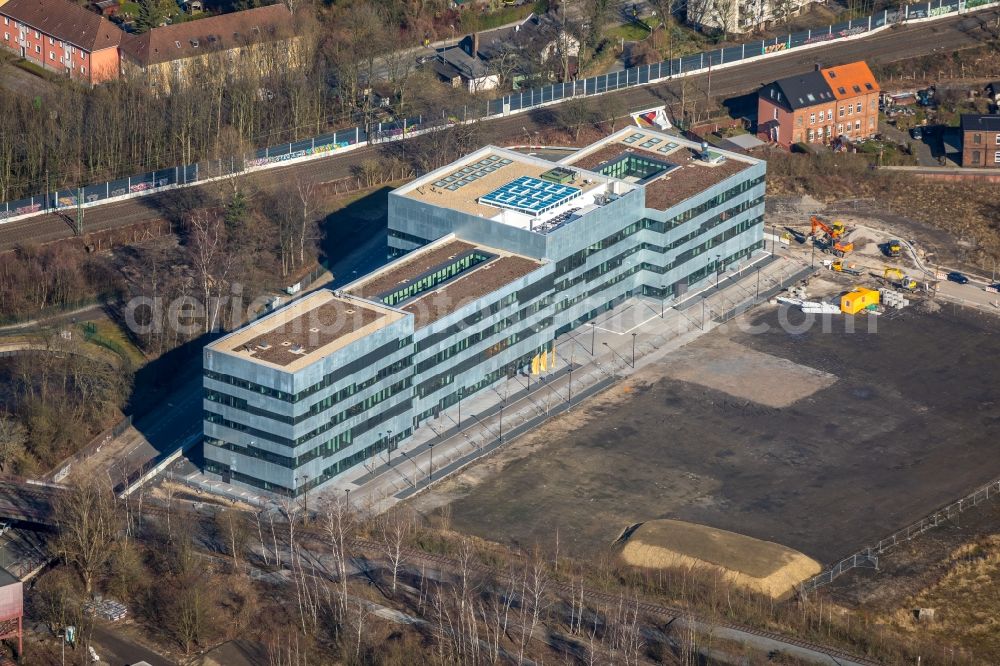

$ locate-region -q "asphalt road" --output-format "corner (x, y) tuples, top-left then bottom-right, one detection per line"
(91, 625), (175, 666)
(1, 8), (997, 253)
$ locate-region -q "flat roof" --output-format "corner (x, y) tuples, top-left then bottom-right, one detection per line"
(562, 128), (758, 211)
(346, 237), (544, 329)
(208, 290), (406, 371)
(397, 146), (633, 234)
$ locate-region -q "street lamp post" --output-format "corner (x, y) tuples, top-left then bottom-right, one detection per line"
(568, 348), (574, 405)
(385, 430), (393, 466)
(701, 295), (707, 330)
(631, 332), (637, 368)
(344, 488), (350, 507)
(661, 284), (666, 317)
(428, 444), (435, 481)
(715, 254), (722, 290)
(756, 267), (761, 301)
(457, 388), (463, 428)
(590, 322), (596, 354)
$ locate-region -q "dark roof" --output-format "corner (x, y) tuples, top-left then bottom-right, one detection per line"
(437, 45), (489, 79)
(121, 4), (294, 67)
(960, 114), (1000, 133)
(0, 0), (122, 51)
(760, 71), (835, 111)
(463, 13), (564, 62)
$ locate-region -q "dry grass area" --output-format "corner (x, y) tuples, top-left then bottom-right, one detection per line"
(660, 336), (837, 408)
(619, 519), (821, 599)
(887, 534), (1000, 661)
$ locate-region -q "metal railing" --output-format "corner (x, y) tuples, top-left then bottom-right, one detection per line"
(1, 0), (996, 223)
(801, 476), (1000, 593)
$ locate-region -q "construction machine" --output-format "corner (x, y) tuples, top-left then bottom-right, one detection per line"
(831, 240), (854, 257)
(824, 260), (862, 275)
(809, 216), (847, 240)
(885, 239), (902, 258)
(810, 216), (853, 256)
(883, 267), (918, 290)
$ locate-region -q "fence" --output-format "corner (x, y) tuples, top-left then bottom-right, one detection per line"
(800, 476), (1000, 594)
(1, 0), (997, 223)
(46, 415), (133, 483)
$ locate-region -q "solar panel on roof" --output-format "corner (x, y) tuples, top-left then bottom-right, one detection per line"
(479, 176), (582, 216)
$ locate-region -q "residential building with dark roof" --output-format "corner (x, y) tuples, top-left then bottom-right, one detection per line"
(433, 12), (578, 91)
(0, 0), (122, 84)
(960, 114), (1000, 167)
(120, 4), (299, 92)
(757, 61), (880, 148)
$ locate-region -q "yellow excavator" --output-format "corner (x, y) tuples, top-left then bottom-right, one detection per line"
(884, 267), (917, 290)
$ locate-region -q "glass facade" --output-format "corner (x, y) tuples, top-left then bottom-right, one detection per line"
(204, 130), (767, 497)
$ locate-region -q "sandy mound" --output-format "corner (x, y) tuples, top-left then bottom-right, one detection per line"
(661, 337), (836, 408)
(619, 519), (821, 599)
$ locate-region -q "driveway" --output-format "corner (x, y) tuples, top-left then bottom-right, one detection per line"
(880, 121), (938, 166)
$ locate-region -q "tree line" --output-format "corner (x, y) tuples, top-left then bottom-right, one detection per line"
(22, 476), (965, 665)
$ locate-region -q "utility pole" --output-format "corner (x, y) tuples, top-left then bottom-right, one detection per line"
(707, 54), (713, 104)
(75, 186), (84, 236)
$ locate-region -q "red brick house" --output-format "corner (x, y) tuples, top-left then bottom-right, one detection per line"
(961, 115), (1000, 167)
(758, 61), (880, 148)
(0, 0), (122, 84)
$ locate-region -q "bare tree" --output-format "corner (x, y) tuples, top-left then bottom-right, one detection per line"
(294, 177), (316, 267)
(54, 477), (121, 595)
(378, 506), (413, 595)
(516, 552), (548, 665)
(0, 415), (26, 473)
(323, 498), (355, 621)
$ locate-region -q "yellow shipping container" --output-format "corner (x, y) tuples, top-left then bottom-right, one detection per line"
(840, 287), (880, 314)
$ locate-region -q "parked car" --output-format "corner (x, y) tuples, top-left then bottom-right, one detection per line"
(910, 126), (923, 140)
(947, 271), (970, 284)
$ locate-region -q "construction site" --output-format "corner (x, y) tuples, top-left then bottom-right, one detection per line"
(409, 203), (1000, 611)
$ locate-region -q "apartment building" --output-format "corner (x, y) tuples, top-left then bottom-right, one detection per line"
(960, 114), (1000, 167)
(686, 0), (817, 34)
(204, 127), (766, 495)
(120, 4), (298, 92)
(0, 0), (121, 84)
(758, 61), (880, 148)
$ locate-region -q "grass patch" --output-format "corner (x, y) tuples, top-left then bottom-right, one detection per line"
(11, 58), (62, 82)
(459, 0), (548, 32)
(891, 535), (1000, 661)
(607, 18), (660, 42)
(81, 320), (145, 367)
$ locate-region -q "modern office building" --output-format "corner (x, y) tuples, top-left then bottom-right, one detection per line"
(203, 127), (766, 495)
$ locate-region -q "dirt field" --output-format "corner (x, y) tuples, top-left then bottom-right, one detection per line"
(412, 304), (1000, 566)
